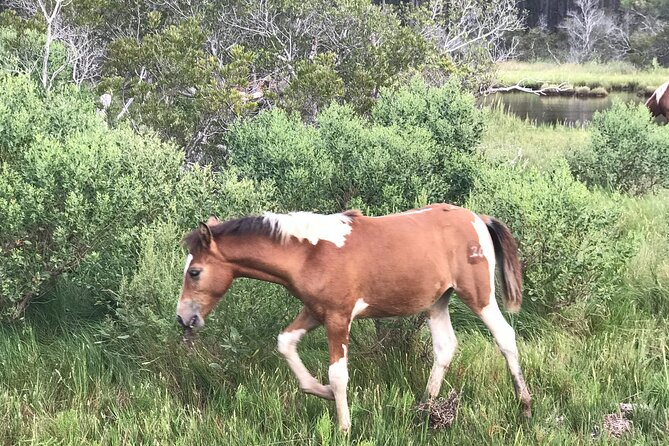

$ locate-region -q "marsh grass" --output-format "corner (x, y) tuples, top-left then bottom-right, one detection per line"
(478, 106), (589, 168)
(497, 61), (669, 92)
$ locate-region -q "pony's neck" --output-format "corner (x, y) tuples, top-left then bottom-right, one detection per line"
(220, 235), (306, 288)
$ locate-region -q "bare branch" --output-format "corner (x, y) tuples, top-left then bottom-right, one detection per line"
(419, 0), (525, 64)
(480, 81), (571, 97)
(560, 0), (629, 63)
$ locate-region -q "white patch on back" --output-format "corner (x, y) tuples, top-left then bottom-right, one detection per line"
(263, 211), (353, 248)
(471, 215), (495, 286)
(371, 207), (433, 218)
(402, 207), (433, 215)
(183, 254), (193, 277)
(656, 80), (669, 101)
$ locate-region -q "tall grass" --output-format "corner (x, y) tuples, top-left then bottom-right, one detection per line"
(497, 61), (669, 91)
(2, 279), (668, 445)
(479, 106), (589, 168)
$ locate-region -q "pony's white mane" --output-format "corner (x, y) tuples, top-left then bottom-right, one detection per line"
(263, 211), (353, 248)
(656, 80), (669, 102)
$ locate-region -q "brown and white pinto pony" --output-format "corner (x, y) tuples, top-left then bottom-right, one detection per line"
(646, 80), (669, 120)
(176, 204), (531, 432)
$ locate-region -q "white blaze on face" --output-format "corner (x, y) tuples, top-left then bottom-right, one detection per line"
(183, 254), (193, 278)
(263, 211), (353, 248)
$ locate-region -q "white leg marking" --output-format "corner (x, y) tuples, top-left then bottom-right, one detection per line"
(183, 253), (193, 277)
(479, 301), (521, 374)
(479, 300), (530, 411)
(426, 303), (457, 399)
(329, 356), (350, 432)
(278, 329), (332, 397)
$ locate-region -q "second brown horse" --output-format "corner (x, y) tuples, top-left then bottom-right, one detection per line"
(646, 80), (669, 120)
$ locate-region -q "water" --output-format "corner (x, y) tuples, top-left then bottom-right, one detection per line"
(480, 91), (645, 126)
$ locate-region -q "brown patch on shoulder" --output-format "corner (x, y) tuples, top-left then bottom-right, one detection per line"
(344, 209), (363, 218)
(467, 240), (485, 264)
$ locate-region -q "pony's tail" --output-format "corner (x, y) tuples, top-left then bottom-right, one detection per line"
(481, 215), (523, 313)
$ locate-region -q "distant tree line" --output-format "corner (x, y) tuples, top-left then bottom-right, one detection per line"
(519, 0), (621, 28)
(515, 0), (669, 65)
(0, 0), (523, 160)
(0, 0), (665, 163)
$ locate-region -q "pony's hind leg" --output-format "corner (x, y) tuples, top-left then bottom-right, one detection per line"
(478, 299), (532, 417)
(425, 291), (457, 400)
(278, 307), (334, 400)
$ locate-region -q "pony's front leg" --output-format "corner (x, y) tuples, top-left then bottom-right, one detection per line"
(278, 308), (334, 400)
(325, 315), (351, 433)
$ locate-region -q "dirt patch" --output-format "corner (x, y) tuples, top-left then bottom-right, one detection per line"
(603, 412), (633, 438)
(415, 390), (460, 430)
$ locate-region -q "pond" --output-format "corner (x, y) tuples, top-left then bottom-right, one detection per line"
(479, 91), (646, 126)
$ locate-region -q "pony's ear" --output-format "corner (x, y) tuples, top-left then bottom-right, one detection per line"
(206, 215), (219, 226)
(198, 222), (213, 246)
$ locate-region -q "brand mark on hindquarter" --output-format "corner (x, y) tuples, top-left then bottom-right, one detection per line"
(467, 241), (485, 264)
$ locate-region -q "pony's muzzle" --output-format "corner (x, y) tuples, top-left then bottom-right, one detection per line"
(176, 312), (202, 329)
(176, 314), (197, 328)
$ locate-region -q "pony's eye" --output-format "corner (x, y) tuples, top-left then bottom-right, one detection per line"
(188, 269), (201, 279)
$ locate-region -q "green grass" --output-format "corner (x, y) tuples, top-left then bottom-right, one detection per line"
(478, 106), (589, 168)
(1, 284), (668, 445)
(496, 61), (669, 92)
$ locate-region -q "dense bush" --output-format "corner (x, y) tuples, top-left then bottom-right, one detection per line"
(372, 78), (484, 154)
(467, 161), (631, 318)
(569, 101), (669, 196)
(227, 78), (484, 214)
(0, 74), (273, 321)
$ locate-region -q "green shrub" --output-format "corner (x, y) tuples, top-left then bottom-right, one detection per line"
(0, 20), (70, 88)
(570, 101), (669, 195)
(114, 168), (276, 334)
(0, 93), (175, 320)
(467, 161), (631, 319)
(227, 80), (485, 214)
(283, 52), (345, 122)
(0, 74), (275, 321)
(371, 78), (484, 154)
(225, 108), (334, 212)
(317, 103), (441, 214)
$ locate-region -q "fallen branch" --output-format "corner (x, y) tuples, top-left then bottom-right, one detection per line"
(479, 81), (570, 97)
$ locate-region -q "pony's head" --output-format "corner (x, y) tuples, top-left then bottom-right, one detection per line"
(176, 217), (233, 330)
